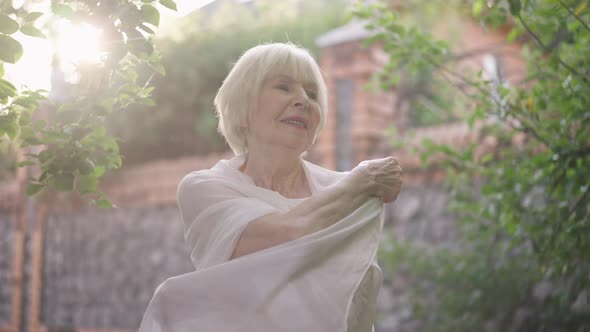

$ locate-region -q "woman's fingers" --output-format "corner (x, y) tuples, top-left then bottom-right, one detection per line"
(381, 171), (403, 203)
(351, 156), (404, 202)
(391, 165), (403, 175)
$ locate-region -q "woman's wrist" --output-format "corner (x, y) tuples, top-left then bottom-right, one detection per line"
(338, 173), (373, 202)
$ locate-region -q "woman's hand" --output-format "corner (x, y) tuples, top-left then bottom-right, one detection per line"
(348, 157), (403, 203)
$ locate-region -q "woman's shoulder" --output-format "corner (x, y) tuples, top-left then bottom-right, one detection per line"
(177, 167), (227, 193)
(179, 168), (216, 184)
(177, 170), (212, 197)
(178, 159), (245, 197)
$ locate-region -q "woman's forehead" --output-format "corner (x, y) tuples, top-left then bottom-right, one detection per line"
(266, 74), (317, 87)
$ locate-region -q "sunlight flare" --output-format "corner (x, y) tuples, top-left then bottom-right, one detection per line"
(54, 20), (104, 69)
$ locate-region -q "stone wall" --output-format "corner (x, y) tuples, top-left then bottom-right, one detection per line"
(385, 184), (458, 246)
(0, 214), (15, 325)
(41, 207), (192, 329)
(376, 184), (459, 332)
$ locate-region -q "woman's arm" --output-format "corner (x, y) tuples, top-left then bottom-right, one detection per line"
(230, 157), (402, 259)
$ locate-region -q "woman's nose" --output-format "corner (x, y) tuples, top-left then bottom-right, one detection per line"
(293, 87), (310, 109)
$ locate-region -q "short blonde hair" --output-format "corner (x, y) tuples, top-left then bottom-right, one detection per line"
(214, 42), (328, 155)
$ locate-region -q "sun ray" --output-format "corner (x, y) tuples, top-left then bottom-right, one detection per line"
(53, 20), (104, 83)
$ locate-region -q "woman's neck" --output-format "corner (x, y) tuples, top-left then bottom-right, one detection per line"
(239, 148), (310, 198)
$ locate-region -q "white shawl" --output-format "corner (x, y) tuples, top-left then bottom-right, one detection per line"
(139, 155), (384, 332)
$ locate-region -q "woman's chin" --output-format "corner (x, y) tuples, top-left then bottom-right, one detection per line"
(266, 138), (310, 153)
(280, 144), (309, 156)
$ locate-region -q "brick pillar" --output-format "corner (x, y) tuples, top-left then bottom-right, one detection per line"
(312, 26), (399, 170)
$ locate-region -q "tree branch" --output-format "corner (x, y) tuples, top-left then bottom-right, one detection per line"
(562, 145), (590, 159)
(569, 185), (590, 215)
(505, 107), (553, 148)
(558, 0), (590, 33)
(517, 14), (590, 86)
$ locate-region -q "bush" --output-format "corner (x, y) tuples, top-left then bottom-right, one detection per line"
(356, 0), (590, 330)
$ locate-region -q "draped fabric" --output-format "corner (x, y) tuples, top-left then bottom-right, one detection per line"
(139, 155), (384, 332)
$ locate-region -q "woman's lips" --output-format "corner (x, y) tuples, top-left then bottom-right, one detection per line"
(281, 120), (307, 129)
(280, 116), (308, 129)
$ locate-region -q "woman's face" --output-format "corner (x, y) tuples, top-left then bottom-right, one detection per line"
(245, 74), (321, 154)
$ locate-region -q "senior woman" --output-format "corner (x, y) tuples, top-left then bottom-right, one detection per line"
(139, 43), (403, 332)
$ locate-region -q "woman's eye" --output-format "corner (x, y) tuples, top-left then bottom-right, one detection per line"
(306, 91), (318, 100)
(276, 85), (289, 91)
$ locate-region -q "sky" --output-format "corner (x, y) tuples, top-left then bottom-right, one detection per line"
(4, 0), (218, 91)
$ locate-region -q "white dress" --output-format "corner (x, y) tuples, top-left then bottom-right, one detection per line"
(139, 155), (384, 332)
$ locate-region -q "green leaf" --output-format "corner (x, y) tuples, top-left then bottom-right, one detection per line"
(76, 174), (98, 194)
(481, 153), (494, 164)
(138, 23), (155, 34)
(0, 78), (17, 98)
(575, 2), (587, 15)
(127, 29), (154, 56)
(0, 113), (18, 139)
(0, 14), (19, 35)
(94, 198), (113, 208)
(93, 166), (105, 177)
(20, 24), (46, 38)
(141, 4), (160, 27)
(77, 157), (95, 174)
(0, 34), (23, 63)
(52, 173), (75, 191)
(508, 0), (521, 16)
(17, 160), (35, 167)
(51, 3), (75, 19)
(24, 12), (44, 22)
(507, 28), (520, 42)
(472, 0), (484, 17)
(26, 183), (44, 196)
(0, 62), (4, 77)
(159, 0), (178, 11)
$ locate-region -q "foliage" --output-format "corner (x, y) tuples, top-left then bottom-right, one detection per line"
(361, 1), (470, 128)
(354, 0), (590, 330)
(0, 0), (175, 206)
(106, 0), (348, 164)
